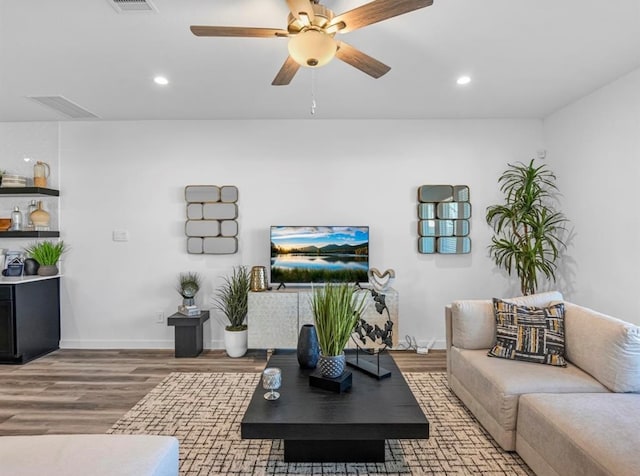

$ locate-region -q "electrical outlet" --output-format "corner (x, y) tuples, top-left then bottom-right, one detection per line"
(155, 311), (165, 324)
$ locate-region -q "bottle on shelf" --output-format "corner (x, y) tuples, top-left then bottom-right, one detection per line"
(33, 161), (51, 188)
(10, 206), (23, 231)
(27, 200), (37, 230)
(30, 201), (50, 230)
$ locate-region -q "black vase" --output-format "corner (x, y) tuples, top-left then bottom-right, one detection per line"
(23, 258), (40, 276)
(297, 324), (320, 369)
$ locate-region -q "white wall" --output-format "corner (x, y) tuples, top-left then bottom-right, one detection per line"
(544, 67), (640, 323)
(57, 119), (544, 349)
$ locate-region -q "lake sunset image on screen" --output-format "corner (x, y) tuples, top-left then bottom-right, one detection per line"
(270, 226), (369, 284)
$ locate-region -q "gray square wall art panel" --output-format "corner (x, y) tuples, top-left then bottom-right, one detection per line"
(417, 185), (471, 254)
(184, 185), (239, 254)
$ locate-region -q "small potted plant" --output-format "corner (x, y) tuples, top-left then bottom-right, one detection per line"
(24, 240), (66, 276)
(212, 266), (250, 358)
(311, 283), (367, 378)
(176, 272), (201, 306)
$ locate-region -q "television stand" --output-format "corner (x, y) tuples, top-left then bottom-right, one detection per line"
(276, 282), (286, 290)
(247, 288), (399, 350)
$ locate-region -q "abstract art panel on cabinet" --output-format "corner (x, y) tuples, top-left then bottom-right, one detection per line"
(417, 185), (471, 254)
(184, 185), (238, 255)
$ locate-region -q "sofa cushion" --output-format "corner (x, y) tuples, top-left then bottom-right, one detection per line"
(564, 302), (640, 392)
(517, 393), (640, 476)
(451, 291), (564, 349)
(488, 299), (567, 366)
(450, 348), (608, 445)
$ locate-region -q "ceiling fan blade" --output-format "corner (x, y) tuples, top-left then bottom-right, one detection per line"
(287, 0), (315, 23)
(272, 56), (301, 86)
(331, 0), (433, 34)
(336, 42), (391, 79)
(190, 26), (288, 38)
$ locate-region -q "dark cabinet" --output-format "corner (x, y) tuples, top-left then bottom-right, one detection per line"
(0, 278), (60, 364)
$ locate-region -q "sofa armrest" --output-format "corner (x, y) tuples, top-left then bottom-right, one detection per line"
(445, 305), (453, 386)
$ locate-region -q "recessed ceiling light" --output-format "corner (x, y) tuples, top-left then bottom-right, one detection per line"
(153, 76), (169, 86)
(456, 75), (471, 85)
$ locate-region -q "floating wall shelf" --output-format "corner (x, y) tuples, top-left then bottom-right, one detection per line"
(0, 187), (59, 197)
(0, 231), (60, 238)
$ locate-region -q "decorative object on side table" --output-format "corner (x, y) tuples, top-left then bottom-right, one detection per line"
(24, 240), (66, 276)
(310, 283), (366, 388)
(262, 367), (282, 400)
(176, 272), (201, 316)
(212, 265), (250, 358)
(296, 323), (320, 369)
(348, 288), (394, 379)
(486, 159), (569, 295)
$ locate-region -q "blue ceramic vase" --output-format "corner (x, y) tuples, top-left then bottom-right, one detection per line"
(297, 324), (320, 369)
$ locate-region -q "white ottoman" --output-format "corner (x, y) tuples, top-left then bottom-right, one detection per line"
(0, 434), (179, 476)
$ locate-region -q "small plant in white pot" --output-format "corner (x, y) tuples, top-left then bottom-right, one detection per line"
(24, 240), (66, 276)
(213, 266), (250, 358)
(311, 283), (366, 378)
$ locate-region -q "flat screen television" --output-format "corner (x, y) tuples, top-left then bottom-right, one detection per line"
(270, 226), (369, 284)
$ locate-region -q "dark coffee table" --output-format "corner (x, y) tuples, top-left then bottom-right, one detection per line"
(241, 352), (429, 462)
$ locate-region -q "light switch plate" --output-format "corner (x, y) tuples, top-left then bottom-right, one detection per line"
(112, 230), (129, 242)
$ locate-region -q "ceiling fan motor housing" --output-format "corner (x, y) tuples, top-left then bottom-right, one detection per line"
(287, 4), (334, 33)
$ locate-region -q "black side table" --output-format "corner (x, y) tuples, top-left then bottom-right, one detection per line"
(167, 310), (210, 358)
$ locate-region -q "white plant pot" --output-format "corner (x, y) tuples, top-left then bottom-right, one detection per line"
(224, 328), (248, 358)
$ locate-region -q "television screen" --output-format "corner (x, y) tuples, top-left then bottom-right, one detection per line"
(270, 226), (369, 284)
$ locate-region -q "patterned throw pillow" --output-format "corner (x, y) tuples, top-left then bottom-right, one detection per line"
(487, 298), (567, 367)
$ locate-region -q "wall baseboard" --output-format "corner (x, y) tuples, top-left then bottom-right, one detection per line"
(60, 339), (226, 350)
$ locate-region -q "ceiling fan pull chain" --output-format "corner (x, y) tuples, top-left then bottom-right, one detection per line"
(310, 69), (317, 115)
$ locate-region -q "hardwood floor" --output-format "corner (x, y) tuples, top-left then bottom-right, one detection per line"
(0, 349), (446, 436)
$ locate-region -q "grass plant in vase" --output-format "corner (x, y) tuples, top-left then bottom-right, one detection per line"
(212, 266), (250, 358)
(311, 283), (366, 378)
(24, 240), (66, 276)
(177, 272), (201, 305)
(176, 272), (201, 316)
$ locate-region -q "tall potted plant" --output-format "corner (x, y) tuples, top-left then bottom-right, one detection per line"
(311, 283), (366, 378)
(212, 266), (250, 358)
(486, 159), (569, 295)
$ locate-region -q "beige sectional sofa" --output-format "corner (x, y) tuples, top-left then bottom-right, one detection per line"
(445, 291), (640, 476)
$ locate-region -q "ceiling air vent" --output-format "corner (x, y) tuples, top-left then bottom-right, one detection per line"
(108, 0), (157, 13)
(28, 96), (99, 119)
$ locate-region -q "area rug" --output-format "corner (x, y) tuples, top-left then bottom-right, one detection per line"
(108, 372), (532, 475)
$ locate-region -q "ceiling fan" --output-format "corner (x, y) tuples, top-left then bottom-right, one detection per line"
(190, 0), (434, 86)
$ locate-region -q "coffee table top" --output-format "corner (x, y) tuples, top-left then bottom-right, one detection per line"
(241, 352), (429, 441)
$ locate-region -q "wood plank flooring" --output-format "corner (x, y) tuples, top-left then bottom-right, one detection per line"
(0, 349), (446, 436)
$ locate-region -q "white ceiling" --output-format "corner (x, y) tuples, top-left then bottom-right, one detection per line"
(1, 0), (639, 121)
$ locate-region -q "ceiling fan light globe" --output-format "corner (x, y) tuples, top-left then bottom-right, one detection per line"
(288, 29), (337, 68)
